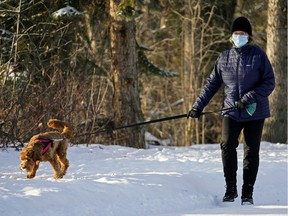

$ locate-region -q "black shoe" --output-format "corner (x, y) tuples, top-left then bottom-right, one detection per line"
(241, 191), (253, 205)
(223, 182), (238, 202)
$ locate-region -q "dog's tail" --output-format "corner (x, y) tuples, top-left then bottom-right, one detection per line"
(47, 119), (75, 140)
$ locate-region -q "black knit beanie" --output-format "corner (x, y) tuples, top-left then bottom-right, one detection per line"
(231, 17), (252, 36)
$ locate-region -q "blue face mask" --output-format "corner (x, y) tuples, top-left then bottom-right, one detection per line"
(231, 35), (249, 48)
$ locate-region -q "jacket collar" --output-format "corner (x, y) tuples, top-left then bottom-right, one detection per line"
(232, 44), (252, 55)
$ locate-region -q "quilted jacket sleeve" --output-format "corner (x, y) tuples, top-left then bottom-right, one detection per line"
(192, 57), (223, 111)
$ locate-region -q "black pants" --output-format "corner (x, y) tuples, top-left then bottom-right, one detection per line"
(220, 117), (265, 186)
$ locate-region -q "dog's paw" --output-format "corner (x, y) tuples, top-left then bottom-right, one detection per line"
(54, 174), (64, 179)
(27, 174), (35, 179)
(60, 169), (67, 176)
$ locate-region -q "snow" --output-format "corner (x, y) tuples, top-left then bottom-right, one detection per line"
(52, 5), (82, 19)
(0, 142), (287, 216)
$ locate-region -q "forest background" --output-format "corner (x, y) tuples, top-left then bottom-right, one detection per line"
(0, 0), (287, 149)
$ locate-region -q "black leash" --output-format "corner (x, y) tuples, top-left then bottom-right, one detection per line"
(79, 106), (235, 136)
(114, 106), (235, 130)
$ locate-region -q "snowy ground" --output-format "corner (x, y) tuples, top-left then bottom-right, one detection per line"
(0, 141), (287, 216)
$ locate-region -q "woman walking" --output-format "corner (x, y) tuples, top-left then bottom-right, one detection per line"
(187, 17), (275, 205)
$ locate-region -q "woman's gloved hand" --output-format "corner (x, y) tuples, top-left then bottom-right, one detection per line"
(187, 108), (202, 119)
(235, 100), (247, 109)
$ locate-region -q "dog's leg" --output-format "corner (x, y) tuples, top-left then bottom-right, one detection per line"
(27, 161), (40, 179)
(56, 142), (69, 177)
(49, 157), (63, 179)
(57, 154), (69, 177)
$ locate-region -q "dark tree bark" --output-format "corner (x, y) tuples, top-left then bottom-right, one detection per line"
(263, 0), (287, 143)
(109, 0), (145, 148)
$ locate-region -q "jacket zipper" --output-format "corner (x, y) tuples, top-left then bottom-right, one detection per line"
(236, 50), (241, 120)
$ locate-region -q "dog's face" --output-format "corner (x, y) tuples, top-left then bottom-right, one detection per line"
(19, 148), (35, 172)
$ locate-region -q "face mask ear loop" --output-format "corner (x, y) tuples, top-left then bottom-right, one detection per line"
(229, 36), (236, 47)
(229, 36), (233, 43)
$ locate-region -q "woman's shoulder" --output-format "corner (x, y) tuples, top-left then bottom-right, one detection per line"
(248, 44), (267, 55)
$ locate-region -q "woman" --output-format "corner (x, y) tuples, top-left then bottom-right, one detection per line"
(187, 17), (275, 205)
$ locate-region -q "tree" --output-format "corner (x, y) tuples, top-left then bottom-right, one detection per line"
(180, 0), (234, 145)
(109, 0), (145, 148)
(263, 0), (287, 143)
(135, 0), (237, 145)
(0, 1), (112, 146)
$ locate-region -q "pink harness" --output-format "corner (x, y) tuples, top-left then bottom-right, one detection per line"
(38, 138), (53, 155)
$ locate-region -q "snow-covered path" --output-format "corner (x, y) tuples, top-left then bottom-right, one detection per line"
(0, 142), (287, 216)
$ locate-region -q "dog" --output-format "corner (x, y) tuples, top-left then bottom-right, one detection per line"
(19, 119), (74, 179)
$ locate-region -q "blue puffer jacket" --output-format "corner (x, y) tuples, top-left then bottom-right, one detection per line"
(192, 44), (275, 122)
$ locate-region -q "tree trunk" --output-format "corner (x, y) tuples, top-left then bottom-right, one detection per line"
(181, 0), (205, 145)
(263, 0), (287, 143)
(110, 0), (145, 148)
(182, 1), (195, 145)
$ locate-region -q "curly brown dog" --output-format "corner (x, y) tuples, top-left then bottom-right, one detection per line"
(19, 119), (74, 179)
